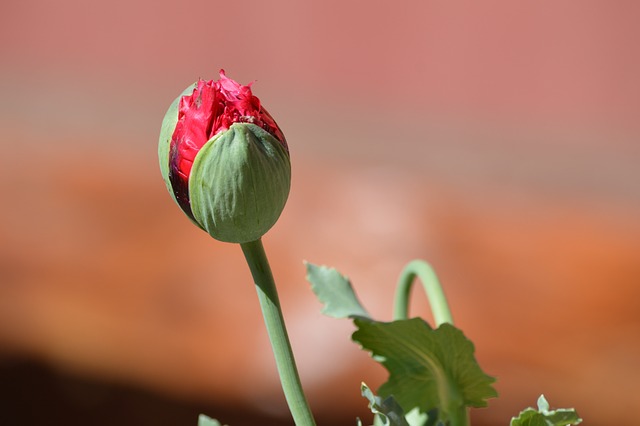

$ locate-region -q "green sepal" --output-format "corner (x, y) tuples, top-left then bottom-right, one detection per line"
(158, 83), (196, 204)
(189, 123), (291, 243)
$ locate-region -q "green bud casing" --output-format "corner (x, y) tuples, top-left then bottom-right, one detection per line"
(189, 123), (291, 243)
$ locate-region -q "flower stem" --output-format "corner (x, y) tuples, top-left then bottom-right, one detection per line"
(393, 260), (454, 325)
(240, 239), (316, 426)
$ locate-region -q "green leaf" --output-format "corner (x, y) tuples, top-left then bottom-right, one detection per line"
(305, 262), (370, 319)
(360, 382), (411, 426)
(510, 409), (549, 426)
(198, 414), (226, 426)
(352, 318), (497, 423)
(510, 395), (582, 426)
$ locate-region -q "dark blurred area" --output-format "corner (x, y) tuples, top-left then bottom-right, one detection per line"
(0, 356), (297, 426)
(1, 1), (639, 425)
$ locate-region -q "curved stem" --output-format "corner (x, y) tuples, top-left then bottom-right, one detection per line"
(394, 261), (468, 426)
(240, 239), (316, 426)
(393, 260), (454, 326)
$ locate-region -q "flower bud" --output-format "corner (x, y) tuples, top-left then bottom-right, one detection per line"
(159, 70), (291, 243)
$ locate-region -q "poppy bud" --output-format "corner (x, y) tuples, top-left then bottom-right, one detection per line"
(158, 70), (291, 243)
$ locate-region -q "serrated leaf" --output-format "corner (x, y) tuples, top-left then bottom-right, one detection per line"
(510, 409), (548, 426)
(305, 262), (370, 319)
(198, 414), (225, 426)
(353, 318), (497, 423)
(510, 395), (582, 426)
(360, 382), (411, 426)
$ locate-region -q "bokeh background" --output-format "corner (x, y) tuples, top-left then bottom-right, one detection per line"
(1, 1), (639, 425)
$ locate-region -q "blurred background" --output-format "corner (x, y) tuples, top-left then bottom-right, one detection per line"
(1, 0), (639, 424)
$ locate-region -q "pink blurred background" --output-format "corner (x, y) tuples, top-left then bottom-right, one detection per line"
(1, 0), (639, 424)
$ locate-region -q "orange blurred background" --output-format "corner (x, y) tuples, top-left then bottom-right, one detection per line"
(1, 1), (639, 425)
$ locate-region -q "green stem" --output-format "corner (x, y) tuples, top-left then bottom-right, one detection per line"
(240, 239), (316, 426)
(393, 260), (454, 325)
(448, 405), (470, 426)
(394, 260), (469, 426)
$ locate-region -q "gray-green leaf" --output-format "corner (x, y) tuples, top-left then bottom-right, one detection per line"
(198, 414), (226, 426)
(360, 382), (411, 426)
(305, 262), (370, 319)
(510, 395), (582, 426)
